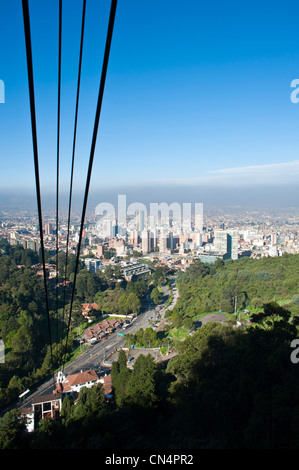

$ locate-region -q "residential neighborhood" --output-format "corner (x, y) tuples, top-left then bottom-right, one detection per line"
(81, 315), (133, 343)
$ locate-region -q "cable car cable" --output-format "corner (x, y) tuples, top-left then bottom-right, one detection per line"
(56, 0), (62, 348)
(62, 0), (118, 370)
(22, 0), (55, 379)
(60, 0), (86, 367)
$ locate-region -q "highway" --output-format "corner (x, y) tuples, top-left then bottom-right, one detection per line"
(17, 306), (156, 408)
(17, 278), (178, 409)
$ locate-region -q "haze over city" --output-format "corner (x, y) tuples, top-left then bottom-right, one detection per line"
(1, 0), (299, 211)
(2, 0), (299, 453)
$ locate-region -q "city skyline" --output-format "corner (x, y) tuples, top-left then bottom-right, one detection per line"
(1, 0), (299, 207)
(1, 1), (299, 447)
(2, 201), (299, 264)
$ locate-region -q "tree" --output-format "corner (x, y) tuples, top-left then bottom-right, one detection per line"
(126, 278), (148, 298)
(111, 350), (131, 407)
(150, 287), (162, 305)
(126, 292), (141, 314)
(102, 265), (115, 286)
(125, 354), (158, 408)
(183, 317), (194, 331)
(0, 409), (27, 449)
(87, 383), (106, 414)
(152, 266), (168, 287)
(95, 288), (126, 315)
(60, 395), (74, 426)
(31, 418), (62, 449)
(66, 299), (84, 328)
(75, 270), (100, 301)
(72, 387), (89, 421)
(56, 252), (82, 277)
(118, 294), (129, 316)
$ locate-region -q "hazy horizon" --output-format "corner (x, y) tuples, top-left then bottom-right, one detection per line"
(1, 1), (299, 208)
(0, 182), (298, 214)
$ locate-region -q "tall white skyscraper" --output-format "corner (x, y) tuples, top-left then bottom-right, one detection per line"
(194, 231), (202, 249)
(102, 220), (113, 238)
(158, 228), (168, 253)
(136, 210), (145, 232)
(214, 230), (228, 254)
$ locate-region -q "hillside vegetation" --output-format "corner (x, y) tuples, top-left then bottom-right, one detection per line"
(1, 246), (299, 448)
(1, 301), (299, 449)
(168, 254), (299, 329)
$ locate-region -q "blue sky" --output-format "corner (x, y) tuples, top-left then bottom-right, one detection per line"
(1, 0), (299, 204)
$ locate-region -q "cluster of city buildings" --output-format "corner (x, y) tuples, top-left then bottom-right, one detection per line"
(6, 205), (298, 435)
(1, 207), (299, 277)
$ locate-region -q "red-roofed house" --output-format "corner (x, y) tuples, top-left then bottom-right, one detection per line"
(81, 318), (124, 343)
(81, 303), (99, 318)
(20, 369), (114, 432)
(55, 369), (101, 396)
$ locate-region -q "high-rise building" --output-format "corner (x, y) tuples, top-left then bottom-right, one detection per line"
(271, 232), (277, 245)
(150, 229), (158, 250)
(27, 239), (40, 252)
(194, 213), (203, 232)
(133, 230), (139, 247)
(214, 229), (238, 260)
(194, 231), (202, 249)
(117, 225), (126, 237)
(84, 258), (100, 274)
(45, 223), (54, 235)
(102, 220), (113, 238)
(136, 210), (145, 232)
(167, 231), (178, 251)
(97, 245), (105, 257)
(214, 230), (228, 254)
(227, 230), (238, 260)
(158, 229), (168, 253)
(141, 229), (151, 254)
(182, 219), (191, 236)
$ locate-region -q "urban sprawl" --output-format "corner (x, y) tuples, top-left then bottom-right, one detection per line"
(1, 206), (299, 273)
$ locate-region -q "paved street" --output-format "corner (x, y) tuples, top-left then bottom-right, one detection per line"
(17, 279), (179, 410)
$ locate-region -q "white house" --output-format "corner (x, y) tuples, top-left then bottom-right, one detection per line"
(55, 369), (101, 396)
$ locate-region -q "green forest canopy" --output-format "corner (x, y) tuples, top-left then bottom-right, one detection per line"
(2, 302), (299, 449)
(169, 254), (299, 329)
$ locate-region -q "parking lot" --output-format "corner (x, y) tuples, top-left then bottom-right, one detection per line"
(103, 347), (163, 368)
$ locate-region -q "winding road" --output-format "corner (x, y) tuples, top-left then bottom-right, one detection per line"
(17, 277), (179, 410)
